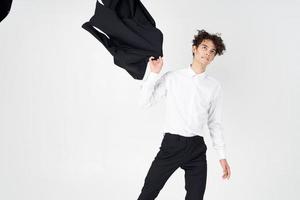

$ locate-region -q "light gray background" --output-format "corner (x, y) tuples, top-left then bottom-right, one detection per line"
(0, 0), (299, 199)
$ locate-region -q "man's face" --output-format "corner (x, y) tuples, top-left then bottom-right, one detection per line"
(192, 39), (217, 66)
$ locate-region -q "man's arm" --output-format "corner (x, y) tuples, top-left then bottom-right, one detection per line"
(138, 56), (168, 108)
(208, 84), (226, 159)
(208, 84), (231, 179)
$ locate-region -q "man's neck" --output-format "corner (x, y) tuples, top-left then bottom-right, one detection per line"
(191, 61), (207, 74)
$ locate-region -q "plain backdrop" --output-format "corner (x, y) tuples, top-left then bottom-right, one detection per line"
(0, 0), (299, 199)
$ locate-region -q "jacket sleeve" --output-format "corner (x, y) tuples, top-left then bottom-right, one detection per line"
(138, 71), (169, 108)
(207, 84), (226, 159)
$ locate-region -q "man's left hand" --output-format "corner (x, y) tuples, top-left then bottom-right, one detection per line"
(219, 159), (231, 180)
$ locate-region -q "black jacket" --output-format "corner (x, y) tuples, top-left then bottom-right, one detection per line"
(82, 0), (163, 80)
(0, 0), (13, 23)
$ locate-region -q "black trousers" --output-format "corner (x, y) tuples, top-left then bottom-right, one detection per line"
(137, 132), (207, 200)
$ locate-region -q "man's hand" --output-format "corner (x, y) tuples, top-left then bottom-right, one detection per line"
(148, 56), (163, 74)
(219, 159), (231, 180)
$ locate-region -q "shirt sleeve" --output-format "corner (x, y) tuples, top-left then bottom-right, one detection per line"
(207, 84), (226, 159)
(138, 71), (169, 108)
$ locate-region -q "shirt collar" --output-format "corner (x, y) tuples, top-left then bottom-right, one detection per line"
(187, 65), (207, 79)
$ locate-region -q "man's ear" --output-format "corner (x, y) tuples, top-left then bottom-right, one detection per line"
(192, 45), (196, 54)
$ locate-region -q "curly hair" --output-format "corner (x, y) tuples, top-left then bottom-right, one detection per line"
(192, 29), (226, 56)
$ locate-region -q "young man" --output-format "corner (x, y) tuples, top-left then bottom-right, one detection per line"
(137, 30), (231, 200)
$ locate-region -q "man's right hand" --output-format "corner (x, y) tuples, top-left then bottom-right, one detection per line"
(148, 56), (163, 74)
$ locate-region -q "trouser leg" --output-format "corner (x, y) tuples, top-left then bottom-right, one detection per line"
(137, 156), (178, 200)
(137, 133), (185, 200)
(180, 139), (207, 200)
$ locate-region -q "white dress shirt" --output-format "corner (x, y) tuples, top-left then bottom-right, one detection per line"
(139, 66), (226, 159)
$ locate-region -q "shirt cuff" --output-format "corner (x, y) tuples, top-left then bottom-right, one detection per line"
(146, 71), (160, 82)
(217, 149), (226, 160)
(143, 71), (160, 87)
